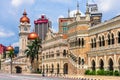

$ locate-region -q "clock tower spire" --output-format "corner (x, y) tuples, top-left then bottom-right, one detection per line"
(19, 10), (31, 56)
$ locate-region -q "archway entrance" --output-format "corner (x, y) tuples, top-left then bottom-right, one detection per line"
(99, 59), (104, 70)
(91, 60), (95, 71)
(63, 63), (68, 74)
(108, 58), (113, 71)
(57, 64), (59, 74)
(15, 66), (22, 73)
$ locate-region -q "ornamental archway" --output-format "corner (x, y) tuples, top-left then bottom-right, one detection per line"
(99, 59), (104, 70)
(15, 66), (22, 73)
(91, 60), (96, 71)
(63, 63), (68, 74)
(108, 58), (113, 71)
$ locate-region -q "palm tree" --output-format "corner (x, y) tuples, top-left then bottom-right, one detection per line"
(25, 38), (42, 72)
(7, 50), (14, 74)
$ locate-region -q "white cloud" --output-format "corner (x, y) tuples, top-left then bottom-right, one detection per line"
(70, 10), (85, 17)
(58, 15), (64, 18)
(11, 0), (35, 7)
(0, 27), (15, 38)
(12, 42), (19, 47)
(49, 0), (72, 4)
(96, 0), (118, 13)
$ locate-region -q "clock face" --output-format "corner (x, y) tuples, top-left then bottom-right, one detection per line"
(24, 27), (27, 31)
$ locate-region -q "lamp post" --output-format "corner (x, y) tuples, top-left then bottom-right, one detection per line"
(6, 46), (14, 74)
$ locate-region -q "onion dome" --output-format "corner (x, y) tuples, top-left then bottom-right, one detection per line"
(6, 46), (14, 51)
(28, 32), (38, 40)
(20, 10), (30, 23)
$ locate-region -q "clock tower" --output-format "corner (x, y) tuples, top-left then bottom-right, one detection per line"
(19, 10), (31, 56)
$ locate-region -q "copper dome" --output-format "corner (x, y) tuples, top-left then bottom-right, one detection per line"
(20, 10), (30, 23)
(6, 46), (14, 51)
(28, 32), (38, 40)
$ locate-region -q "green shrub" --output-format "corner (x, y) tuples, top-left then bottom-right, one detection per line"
(97, 69), (104, 75)
(104, 70), (109, 76)
(85, 70), (90, 75)
(90, 70), (96, 75)
(114, 70), (119, 76)
(109, 71), (113, 76)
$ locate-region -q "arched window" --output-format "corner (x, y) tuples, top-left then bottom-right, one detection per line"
(81, 38), (84, 47)
(102, 36), (105, 46)
(57, 64), (59, 74)
(91, 60), (96, 71)
(51, 64), (54, 73)
(94, 38), (96, 47)
(91, 39), (93, 48)
(78, 57), (81, 65)
(108, 58), (113, 71)
(108, 34), (111, 45)
(63, 63), (68, 74)
(111, 33), (114, 44)
(118, 32), (120, 43)
(78, 38), (81, 46)
(63, 50), (66, 57)
(81, 59), (84, 65)
(99, 59), (104, 70)
(99, 36), (102, 47)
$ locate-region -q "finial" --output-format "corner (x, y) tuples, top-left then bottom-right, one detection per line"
(23, 9), (27, 16)
(86, 0), (89, 13)
(68, 8), (70, 17)
(77, 1), (79, 12)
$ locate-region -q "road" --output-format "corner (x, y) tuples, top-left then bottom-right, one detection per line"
(0, 73), (81, 80)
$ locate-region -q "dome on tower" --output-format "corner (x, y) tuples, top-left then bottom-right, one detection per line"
(20, 10), (30, 23)
(6, 46), (14, 51)
(28, 32), (39, 40)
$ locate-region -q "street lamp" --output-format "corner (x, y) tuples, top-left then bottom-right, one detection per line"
(6, 45), (14, 74)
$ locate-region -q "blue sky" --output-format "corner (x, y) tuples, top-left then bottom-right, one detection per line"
(0, 0), (120, 47)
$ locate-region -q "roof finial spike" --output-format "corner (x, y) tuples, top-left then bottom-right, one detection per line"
(77, 1), (79, 12)
(68, 8), (70, 18)
(86, 0), (89, 13)
(23, 9), (27, 16)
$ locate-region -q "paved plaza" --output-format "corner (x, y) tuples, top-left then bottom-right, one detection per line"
(0, 73), (82, 80)
(0, 72), (120, 80)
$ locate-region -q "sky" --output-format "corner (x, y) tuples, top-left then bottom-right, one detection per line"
(0, 0), (120, 47)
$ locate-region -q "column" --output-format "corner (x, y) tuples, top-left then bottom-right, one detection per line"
(96, 55), (99, 70)
(88, 56), (91, 70)
(104, 55), (107, 70)
(114, 54), (117, 70)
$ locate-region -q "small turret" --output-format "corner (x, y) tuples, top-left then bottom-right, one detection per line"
(85, 1), (90, 21)
(75, 1), (81, 21)
(87, 1), (102, 26)
(68, 8), (70, 18)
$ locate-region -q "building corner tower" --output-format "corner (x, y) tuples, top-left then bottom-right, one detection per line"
(19, 10), (31, 56)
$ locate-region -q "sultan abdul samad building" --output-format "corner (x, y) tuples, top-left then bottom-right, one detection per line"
(1, 2), (120, 76)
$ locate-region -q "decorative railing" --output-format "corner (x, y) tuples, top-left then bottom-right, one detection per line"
(67, 52), (79, 68)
